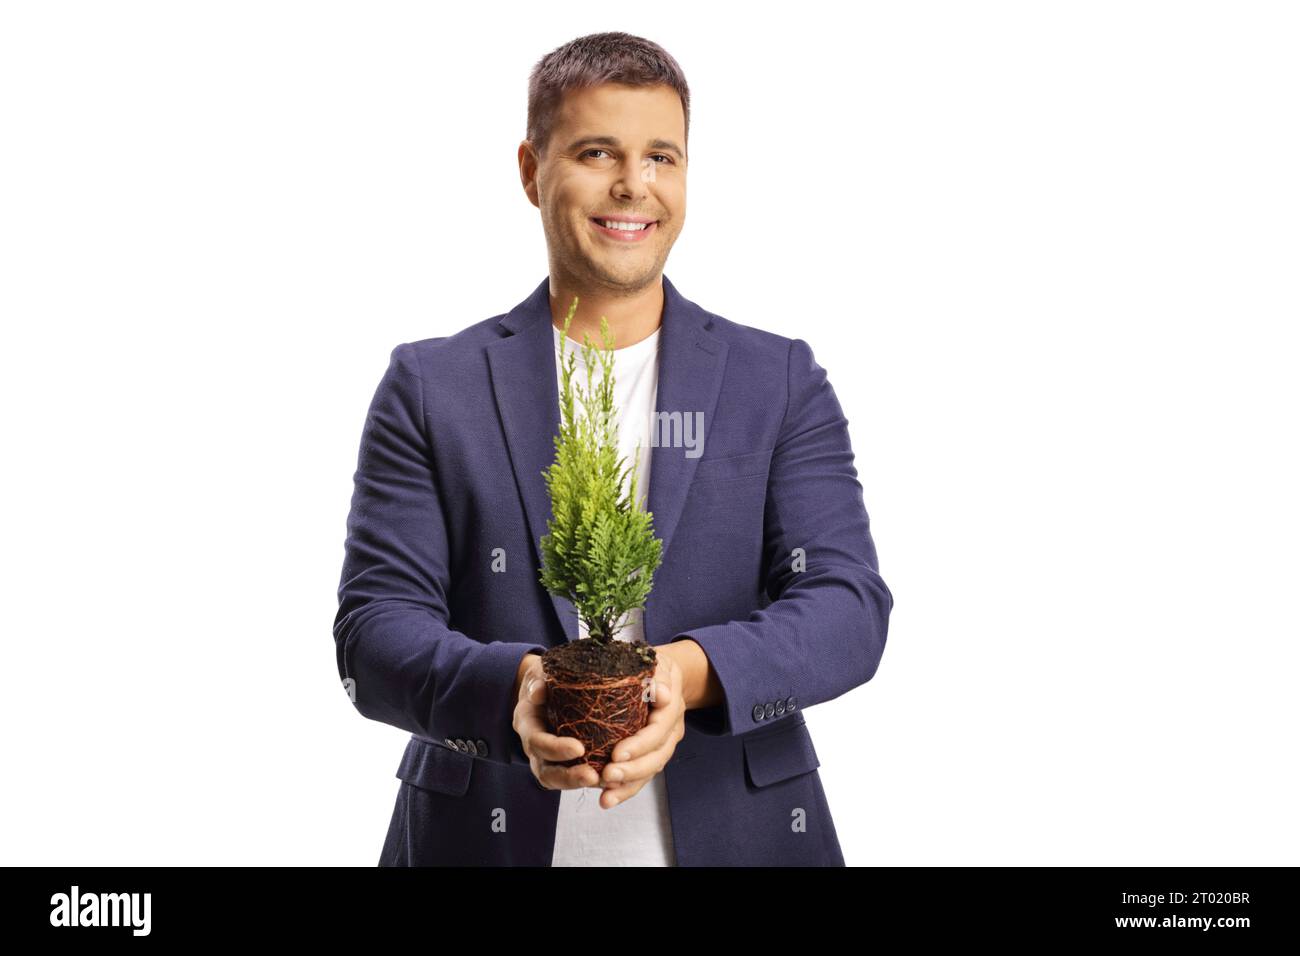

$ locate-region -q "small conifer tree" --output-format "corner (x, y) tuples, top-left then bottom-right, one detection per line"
(538, 295), (663, 644)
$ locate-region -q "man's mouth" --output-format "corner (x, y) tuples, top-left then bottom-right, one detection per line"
(589, 217), (659, 242)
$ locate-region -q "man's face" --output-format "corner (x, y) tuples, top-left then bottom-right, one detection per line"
(521, 82), (686, 292)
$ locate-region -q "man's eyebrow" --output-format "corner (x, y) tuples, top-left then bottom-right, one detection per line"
(565, 135), (685, 160)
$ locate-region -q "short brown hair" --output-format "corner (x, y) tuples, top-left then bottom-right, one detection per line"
(526, 31), (691, 161)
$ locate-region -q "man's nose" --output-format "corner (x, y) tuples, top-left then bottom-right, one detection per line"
(612, 157), (649, 201)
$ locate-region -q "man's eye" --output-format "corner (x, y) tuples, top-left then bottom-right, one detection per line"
(581, 149), (673, 164)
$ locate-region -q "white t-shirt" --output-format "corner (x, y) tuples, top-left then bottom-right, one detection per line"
(549, 320), (677, 867)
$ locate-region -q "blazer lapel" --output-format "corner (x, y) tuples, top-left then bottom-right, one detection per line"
(486, 274), (729, 645)
(486, 277), (575, 641)
(645, 276), (729, 576)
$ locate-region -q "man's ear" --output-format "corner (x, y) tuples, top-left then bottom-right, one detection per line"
(518, 141), (540, 208)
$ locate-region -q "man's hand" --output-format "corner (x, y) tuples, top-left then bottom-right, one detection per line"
(512, 652), (601, 790)
(596, 645), (687, 810)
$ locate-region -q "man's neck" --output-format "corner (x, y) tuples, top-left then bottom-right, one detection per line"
(548, 276), (664, 351)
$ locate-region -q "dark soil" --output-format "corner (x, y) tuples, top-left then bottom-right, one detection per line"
(541, 636), (656, 681)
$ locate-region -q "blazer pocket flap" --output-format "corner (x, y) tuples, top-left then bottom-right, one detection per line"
(691, 448), (773, 482)
(742, 719), (821, 788)
(397, 736), (473, 796)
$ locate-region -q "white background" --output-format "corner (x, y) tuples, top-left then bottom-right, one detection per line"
(1, 1), (1296, 865)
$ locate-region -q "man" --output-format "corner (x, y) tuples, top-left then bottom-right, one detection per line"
(334, 31), (894, 866)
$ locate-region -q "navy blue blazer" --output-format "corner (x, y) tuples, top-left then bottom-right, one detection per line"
(333, 274), (894, 866)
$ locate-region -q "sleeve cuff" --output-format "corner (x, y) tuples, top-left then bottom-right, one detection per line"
(671, 630), (737, 737)
(469, 640), (549, 766)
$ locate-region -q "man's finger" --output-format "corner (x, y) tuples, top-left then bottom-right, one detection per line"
(517, 707), (586, 763)
(600, 775), (650, 809)
(515, 685), (587, 763)
(610, 714), (671, 762)
(602, 738), (674, 787)
(646, 679), (677, 710)
(536, 758), (600, 790)
(607, 683), (679, 761)
(527, 729), (588, 763)
(524, 676), (545, 703)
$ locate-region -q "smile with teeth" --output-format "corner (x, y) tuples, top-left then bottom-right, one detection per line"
(597, 219), (651, 231)
(590, 217), (658, 240)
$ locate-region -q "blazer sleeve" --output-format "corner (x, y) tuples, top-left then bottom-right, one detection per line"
(670, 337), (894, 736)
(333, 343), (549, 766)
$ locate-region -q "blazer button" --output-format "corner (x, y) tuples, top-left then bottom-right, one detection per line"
(775, 699), (786, 715)
(764, 701), (776, 719)
(752, 704), (766, 722)
(466, 740), (479, 756)
(786, 696), (797, 712)
(443, 737), (456, 749)
(455, 739), (469, 753)
(475, 739), (489, 757)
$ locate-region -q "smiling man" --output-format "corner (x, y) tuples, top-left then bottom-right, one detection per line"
(334, 31), (894, 867)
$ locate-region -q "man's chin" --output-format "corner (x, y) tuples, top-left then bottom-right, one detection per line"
(586, 262), (663, 291)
